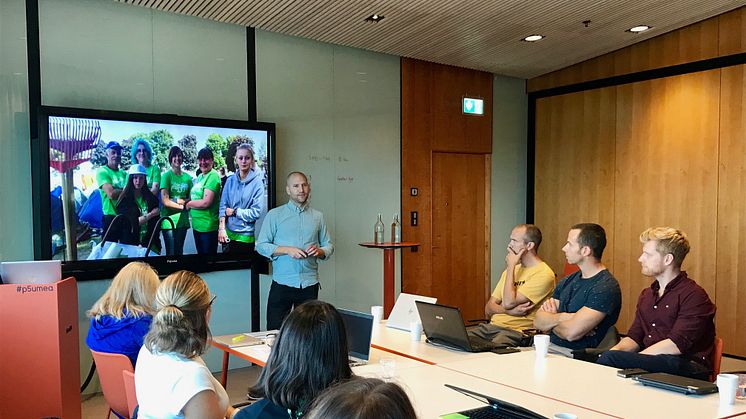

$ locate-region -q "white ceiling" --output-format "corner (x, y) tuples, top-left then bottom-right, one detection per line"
(116, 0), (746, 79)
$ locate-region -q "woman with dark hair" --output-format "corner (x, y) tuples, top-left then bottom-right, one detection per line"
(135, 270), (234, 419)
(186, 147), (221, 254)
(116, 164), (160, 249)
(160, 146), (193, 255)
(131, 137), (161, 196)
(234, 300), (353, 419)
(305, 378), (418, 419)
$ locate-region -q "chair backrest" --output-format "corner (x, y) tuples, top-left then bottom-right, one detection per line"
(562, 262), (580, 277)
(710, 337), (724, 382)
(90, 350), (134, 419)
(122, 370), (138, 418)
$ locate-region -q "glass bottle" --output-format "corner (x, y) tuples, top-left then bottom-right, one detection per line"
(374, 213), (385, 244)
(391, 214), (401, 243)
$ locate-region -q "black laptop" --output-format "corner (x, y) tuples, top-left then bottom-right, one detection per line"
(633, 372), (718, 395)
(338, 308), (374, 366)
(416, 301), (497, 353)
(445, 384), (547, 419)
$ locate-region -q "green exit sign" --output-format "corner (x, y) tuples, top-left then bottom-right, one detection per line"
(462, 97), (484, 115)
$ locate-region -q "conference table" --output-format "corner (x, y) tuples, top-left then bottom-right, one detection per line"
(211, 323), (746, 418)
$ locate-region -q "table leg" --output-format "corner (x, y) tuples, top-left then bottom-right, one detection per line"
(221, 351), (230, 388)
(383, 248), (395, 318)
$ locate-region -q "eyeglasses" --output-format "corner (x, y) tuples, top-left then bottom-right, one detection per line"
(210, 294), (217, 306)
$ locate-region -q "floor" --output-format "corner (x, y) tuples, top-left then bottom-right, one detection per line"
(81, 356), (746, 418)
(81, 365), (262, 418)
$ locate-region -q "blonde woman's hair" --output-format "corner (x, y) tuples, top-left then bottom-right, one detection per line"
(640, 227), (690, 268)
(87, 261), (159, 320)
(144, 271), (212, 358)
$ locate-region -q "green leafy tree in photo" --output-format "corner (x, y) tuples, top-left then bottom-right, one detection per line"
(147, 129), (175, 170)
(225, 135), (255, 172)
(206, 133), (228, 169)
(90, 141), (108, 168)
(178, 134), (198, 172)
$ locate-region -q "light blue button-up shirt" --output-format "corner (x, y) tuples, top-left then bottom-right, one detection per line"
(256, 201), (334, 288)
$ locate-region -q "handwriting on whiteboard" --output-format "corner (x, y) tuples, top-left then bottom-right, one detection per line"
(337, 176), (354, 183)
(308, 154), (331, 162)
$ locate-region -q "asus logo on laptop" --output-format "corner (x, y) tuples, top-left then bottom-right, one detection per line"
(436, 315), (444, 320)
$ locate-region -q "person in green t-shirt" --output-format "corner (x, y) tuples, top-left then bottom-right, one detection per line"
(160, 146), (193, 255)
(116, 164), (160, 251)
(186, 147), (221, 254)
(96, 141), (127, 240)
(131, 138), (161, 197)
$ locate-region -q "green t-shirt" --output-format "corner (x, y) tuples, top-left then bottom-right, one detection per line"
(96, 165), (126, 216)
(160, 170), (193, 230)
(145, 164), (161, 188)
(136, 196), (148, 242)
(189, 169), (221, 232)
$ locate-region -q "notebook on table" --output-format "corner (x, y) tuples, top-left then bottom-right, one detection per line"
(416, 301), (497, 353)
(338, 308), (374, 366)
(212, 333), (264, 348)
(633, 372), (718, 395)
(387, 292), (437, 331)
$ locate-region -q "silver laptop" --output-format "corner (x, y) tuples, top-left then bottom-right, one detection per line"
(386, 293), (437, 331)
(338, 308), (374, 366)
(0, 260), (61, 285)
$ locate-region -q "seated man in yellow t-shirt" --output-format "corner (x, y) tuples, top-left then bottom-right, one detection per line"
(469, 224), (556, 347)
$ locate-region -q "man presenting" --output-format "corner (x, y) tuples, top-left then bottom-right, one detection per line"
(534, 223), (621, 356)
(597, 227), (715, 380)
(469, 224), (555, 347)
(256, 172), (334, 330)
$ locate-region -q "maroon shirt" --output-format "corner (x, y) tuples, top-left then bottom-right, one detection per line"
(626, 271), (716, 368)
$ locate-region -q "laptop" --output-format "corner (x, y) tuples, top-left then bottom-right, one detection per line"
(338, 308), (374, 366)
(444, 384), (547, 419)
(386, 292), (437, 331)
(0, 260), (61, 285)
(634, 372), (718, 395)
(416, 301), (497, 353)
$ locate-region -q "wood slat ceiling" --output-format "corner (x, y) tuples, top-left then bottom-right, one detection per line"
(116, 0), (746, 78)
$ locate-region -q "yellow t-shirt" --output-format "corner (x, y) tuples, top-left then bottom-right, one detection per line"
(490, 261), (555, 331)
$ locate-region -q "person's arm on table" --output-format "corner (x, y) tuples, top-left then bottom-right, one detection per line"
(610, 336), (641, 352)
(552, 306), (606, 342)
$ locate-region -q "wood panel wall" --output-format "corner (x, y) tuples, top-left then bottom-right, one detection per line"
(527, 6), (746, 92)
(534, 67), (746, 355)
(401, 58), (493, 320)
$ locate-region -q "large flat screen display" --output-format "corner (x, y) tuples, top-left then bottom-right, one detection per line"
(34, 106), (275, 280)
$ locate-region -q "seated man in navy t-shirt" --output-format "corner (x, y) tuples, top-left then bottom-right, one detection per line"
(534, 223), (621, 356)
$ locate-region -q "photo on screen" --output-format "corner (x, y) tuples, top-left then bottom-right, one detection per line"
(47, 115), (270, 262)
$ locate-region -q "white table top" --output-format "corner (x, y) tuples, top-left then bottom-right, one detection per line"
(371, 321), (495, 364)
(439, 350), (746, 419)
(358, 363), (612, 418)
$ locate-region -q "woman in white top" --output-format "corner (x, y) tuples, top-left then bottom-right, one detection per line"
(135, 270), (234, 419)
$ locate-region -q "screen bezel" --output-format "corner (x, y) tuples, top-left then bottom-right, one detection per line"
(32, 105), (276, 281)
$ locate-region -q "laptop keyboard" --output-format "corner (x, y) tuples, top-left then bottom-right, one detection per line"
(458, 406), (519, 419)
(349, 359), (367, 367)
(468, 336), (496, 352)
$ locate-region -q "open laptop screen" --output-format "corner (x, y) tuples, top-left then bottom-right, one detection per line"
(338, 308), (374, 361)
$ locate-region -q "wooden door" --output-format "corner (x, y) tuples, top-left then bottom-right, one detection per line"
(430, 152), (490, 321)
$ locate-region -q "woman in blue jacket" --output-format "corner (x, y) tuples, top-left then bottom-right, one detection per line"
(218, 143), (265, 254)
(86, 261), (159, 367)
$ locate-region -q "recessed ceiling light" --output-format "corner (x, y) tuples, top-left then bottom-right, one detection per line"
(365, 14), (384, 22)
(627, 25), (651, 33)
(522, 35), (544, 42)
